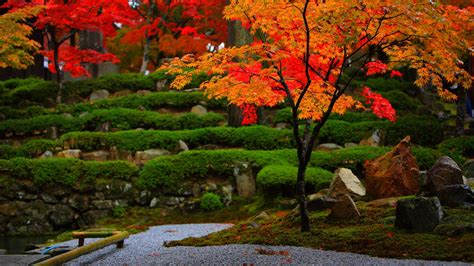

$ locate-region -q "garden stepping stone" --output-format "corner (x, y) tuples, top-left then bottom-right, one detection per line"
(315, 143), (343, 151)
(89, 89), (110, 102)
(364, 136), (420, 199)
(191, 105), (207, 116)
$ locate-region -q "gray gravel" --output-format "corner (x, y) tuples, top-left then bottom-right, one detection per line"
(58, 224), (471, 265)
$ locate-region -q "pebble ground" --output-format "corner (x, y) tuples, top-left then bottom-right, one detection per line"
(59, 224), (470, 265)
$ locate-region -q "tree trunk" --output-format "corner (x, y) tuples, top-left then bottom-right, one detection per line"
(140, 36), (151, 74)
(53, 44), (63, 104)
(296, 153), (311, 232)
(456, 87), (466, 136)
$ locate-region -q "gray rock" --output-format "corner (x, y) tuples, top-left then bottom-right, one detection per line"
(315, 143), (343, 151)
(69, 194), (89, 211)
(202, 182), (217, 192)
(327, 168), (366, 198)
(49, 204), (75, 228)
(96, 122), (112, 132)
(89, 89), (110, 102)
(164, 197), (180, 206)
(40, 193), (59, 204)
(191, 105), (207, 116)
(395, 197), (444, 233)
(40, 151), (54, 158)
(92, 200), (114, 210)
(135, 190), (152, 205)
(150, 197), (159, 208)
(234, 162), (256, 198)
(177, 140), (189, 152)
(113, 90), (132, 98)
(426, 156), (464, 194)
(437, 184), (474, 208)
(328, 194), (361, 220)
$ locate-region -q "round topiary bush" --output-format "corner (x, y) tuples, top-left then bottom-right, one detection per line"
(200, 192), (224, 211)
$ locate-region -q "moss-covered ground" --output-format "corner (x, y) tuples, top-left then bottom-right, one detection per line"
(164, 203), (474, 263)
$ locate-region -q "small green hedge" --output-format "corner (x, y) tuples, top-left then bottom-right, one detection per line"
(61, 126), (295, 152)
(0, 80), (58, 106)
(319, 120), (388, 145)
(200, 193), (224, 211)
(438, 136), (474, 165)
(57, 91), (227, 114)
(354, 78), (414, 93)
(274, 109), (379, 124)
(0, 158), (138, 185)
(256, 165), (333, 195)
(0, 106), (49, 120)
(0, 109), (225, 137)
(138, 149), (296, 189)
(385, 115), (444, 146)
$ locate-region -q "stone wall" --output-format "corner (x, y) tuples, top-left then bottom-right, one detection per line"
(0, 177), (238, 235)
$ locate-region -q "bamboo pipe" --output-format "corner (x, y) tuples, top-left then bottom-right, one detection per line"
(33, 231), (129, 266)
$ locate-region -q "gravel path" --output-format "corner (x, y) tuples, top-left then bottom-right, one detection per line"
(58, 224), (470, 265)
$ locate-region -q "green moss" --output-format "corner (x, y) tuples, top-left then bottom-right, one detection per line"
(438, 136), (474, 165)
(167, 206), (474, 262)
(256, 165), (333, 195)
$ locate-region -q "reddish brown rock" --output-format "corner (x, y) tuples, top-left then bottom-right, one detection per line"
(364, 136), (420, 199)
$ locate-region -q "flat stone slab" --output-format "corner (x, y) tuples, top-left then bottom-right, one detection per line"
(0, 254), (49, 265)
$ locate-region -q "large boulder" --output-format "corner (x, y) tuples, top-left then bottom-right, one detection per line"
(89, 89), (110, 102)
(395, 197), (444, 233)
(425, 156), (464, 194)
(327, 168), (366, 198)
(437, 184), (474, 208)
(327, 194), (361, 220)
(234, 162), (256, 198)
(364, 136), (420, 199)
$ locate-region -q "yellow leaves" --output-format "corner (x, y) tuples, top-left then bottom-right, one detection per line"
(0, 6), (42, 69)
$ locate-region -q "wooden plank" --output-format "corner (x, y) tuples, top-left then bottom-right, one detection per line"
(33, 231), (129, 266)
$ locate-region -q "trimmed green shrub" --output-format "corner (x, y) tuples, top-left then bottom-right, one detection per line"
(1, 80), (58, 106)
(309, 146), (390, 175)
(385, 115), (444, 146)
(412, 147), (441, 170)
(438, 136), (474, 165)
(18, 139), (60, 157)
(61, 126), (295, 152)
(57, 91), (227, 114)
(63, 73), (155, 98)
(0, 158), (138, 185)
(138, 149), (295, 189)
(256, 165), (333, 195)
(274, 107), (293, 124)
(354, 77), (413, 92)
(0, 114), (82, 137)
(0, 106), (49, 120)
(0, 145), (17, 159)
(319, 120), (389, 145)
(329, 112), (379, 123)
(0, 109), (225, 137)
(200, 193), (224, 211)
(380, 90), (421, 112)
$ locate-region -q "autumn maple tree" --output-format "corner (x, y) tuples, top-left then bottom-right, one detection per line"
(0, 6), (41, 69)
(164, 0), (473, 231)
(2, 0), (137, 103)
(121, 0), (227, 73)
